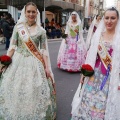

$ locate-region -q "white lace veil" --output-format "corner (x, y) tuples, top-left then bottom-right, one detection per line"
(68, 11), (81, 24)
(72, 8), (120, 119)
(17, 6), (40, 26)
(20, 6), (54, 81)
(85, 15), (120, 120)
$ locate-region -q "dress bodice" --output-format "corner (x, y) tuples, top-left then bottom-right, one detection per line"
(12, 26), (46, 57)
(95, 40), (113, 74)
(65, 22), (81, 37)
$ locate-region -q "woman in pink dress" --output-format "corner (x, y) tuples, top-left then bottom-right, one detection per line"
(57, 11), (87, 72)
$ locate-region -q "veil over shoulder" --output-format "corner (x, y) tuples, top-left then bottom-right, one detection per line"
(71, 15), (120, 120)
(0, 5), (56, 120)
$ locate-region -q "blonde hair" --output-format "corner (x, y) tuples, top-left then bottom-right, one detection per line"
(25, 2), (37, 11)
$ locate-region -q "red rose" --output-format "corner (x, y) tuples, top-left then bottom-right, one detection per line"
(0, 55), (12, 66)
(80, 64), (94, 77)
(82, 64), (93, 71)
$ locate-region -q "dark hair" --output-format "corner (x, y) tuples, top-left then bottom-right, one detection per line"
(5, 13), (12, 20)
(96, 15), (100, 19)
(51, 18), (54, 21)
(25, 2), (37, 11)
(104, 7), (119, 18)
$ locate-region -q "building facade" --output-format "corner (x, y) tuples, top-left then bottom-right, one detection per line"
(0, 0), (8, 16)
(0, 0), (84, 25)
(92, 0), (105, 16)
(114, 0), (120, 12)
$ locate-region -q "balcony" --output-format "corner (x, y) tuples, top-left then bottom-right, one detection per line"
(53, 0), (81, 5)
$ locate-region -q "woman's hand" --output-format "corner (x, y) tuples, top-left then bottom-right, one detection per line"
(65, 39), (67, 44)
(45, 67), (51, 78)
(80, 74), (85, 84)
(74, 29), (79, 33)
(0, 66), (7, 73)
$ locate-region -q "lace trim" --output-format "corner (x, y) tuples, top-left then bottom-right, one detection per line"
(7, 45), (17, 55)
(40, 49), (48, 57)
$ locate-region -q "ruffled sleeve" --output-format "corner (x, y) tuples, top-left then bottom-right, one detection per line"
(7, 26), (18, 53)
(39, 28), (48, 57)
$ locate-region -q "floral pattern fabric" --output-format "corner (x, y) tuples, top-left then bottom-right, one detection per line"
(71, 41), (113, 120)
(57, 24), (86, 72)
(0, 25), (56, 120)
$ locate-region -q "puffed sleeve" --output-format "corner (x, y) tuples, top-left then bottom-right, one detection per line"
(39, 28), (48, 57)
(7, 25), (18, 53)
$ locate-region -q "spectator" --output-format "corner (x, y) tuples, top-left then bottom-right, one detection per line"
(45, 23), (52, 39)
(2, 13), (13, 50)
(56, 23), (62, 38)
(51, 24), (56, 39)
(0, 13), (7, 30)
(41, 23), (44, 28)
(51, 18), (55, 26)
(45, 17), (49, 24)
(0, 16), (3, 35)
(10, 17), (15, 26)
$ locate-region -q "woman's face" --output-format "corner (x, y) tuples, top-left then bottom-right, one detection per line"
(25, 5), (37, 23)
(72, 14), (77, 22)
(104, 10), (118, 31)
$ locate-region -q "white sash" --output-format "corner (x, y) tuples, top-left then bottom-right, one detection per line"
(98, 39), (112, 70)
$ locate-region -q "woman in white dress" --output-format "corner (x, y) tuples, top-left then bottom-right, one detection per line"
(86, 15), (101, 50)
(57, 11), (87, 72)
(71, 7), (120, 120)
(0, 2), (56, 120)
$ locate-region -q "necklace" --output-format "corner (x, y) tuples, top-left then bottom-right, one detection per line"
(26, 22), (36, 30)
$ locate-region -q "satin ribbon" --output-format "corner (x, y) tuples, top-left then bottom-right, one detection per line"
(76, 33), (79, 41)
(100, 64), (111, 90)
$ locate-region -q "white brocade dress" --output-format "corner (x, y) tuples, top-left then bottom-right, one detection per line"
(57, 22), (87, 72)
(0, 26), (56, 120)
(71, 41), (113, 120)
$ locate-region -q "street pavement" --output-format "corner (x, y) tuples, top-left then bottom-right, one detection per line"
(0, 32), (87, 120)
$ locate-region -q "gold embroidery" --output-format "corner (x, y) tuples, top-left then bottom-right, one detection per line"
(25, 39), (45, 67)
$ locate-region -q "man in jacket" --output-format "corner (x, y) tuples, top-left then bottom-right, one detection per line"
(2, 13), (13, 50)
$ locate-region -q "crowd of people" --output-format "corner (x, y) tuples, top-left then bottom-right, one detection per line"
(0, 13), (15, 49)
(0, 1), (120, 120)
(45, 18), (62, 39)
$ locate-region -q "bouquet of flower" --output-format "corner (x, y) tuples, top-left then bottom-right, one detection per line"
(62, 33), (67, 39)
(81, 64), (94, 77)
(80, 64), (94, 89)
(62, 33), (68, 44)
(74, 25), (79, 33)
(0, 55), (12, 78)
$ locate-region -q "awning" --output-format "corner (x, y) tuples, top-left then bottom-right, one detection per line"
(45, 1), (83, 11)
(2, 0), (83, 11)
